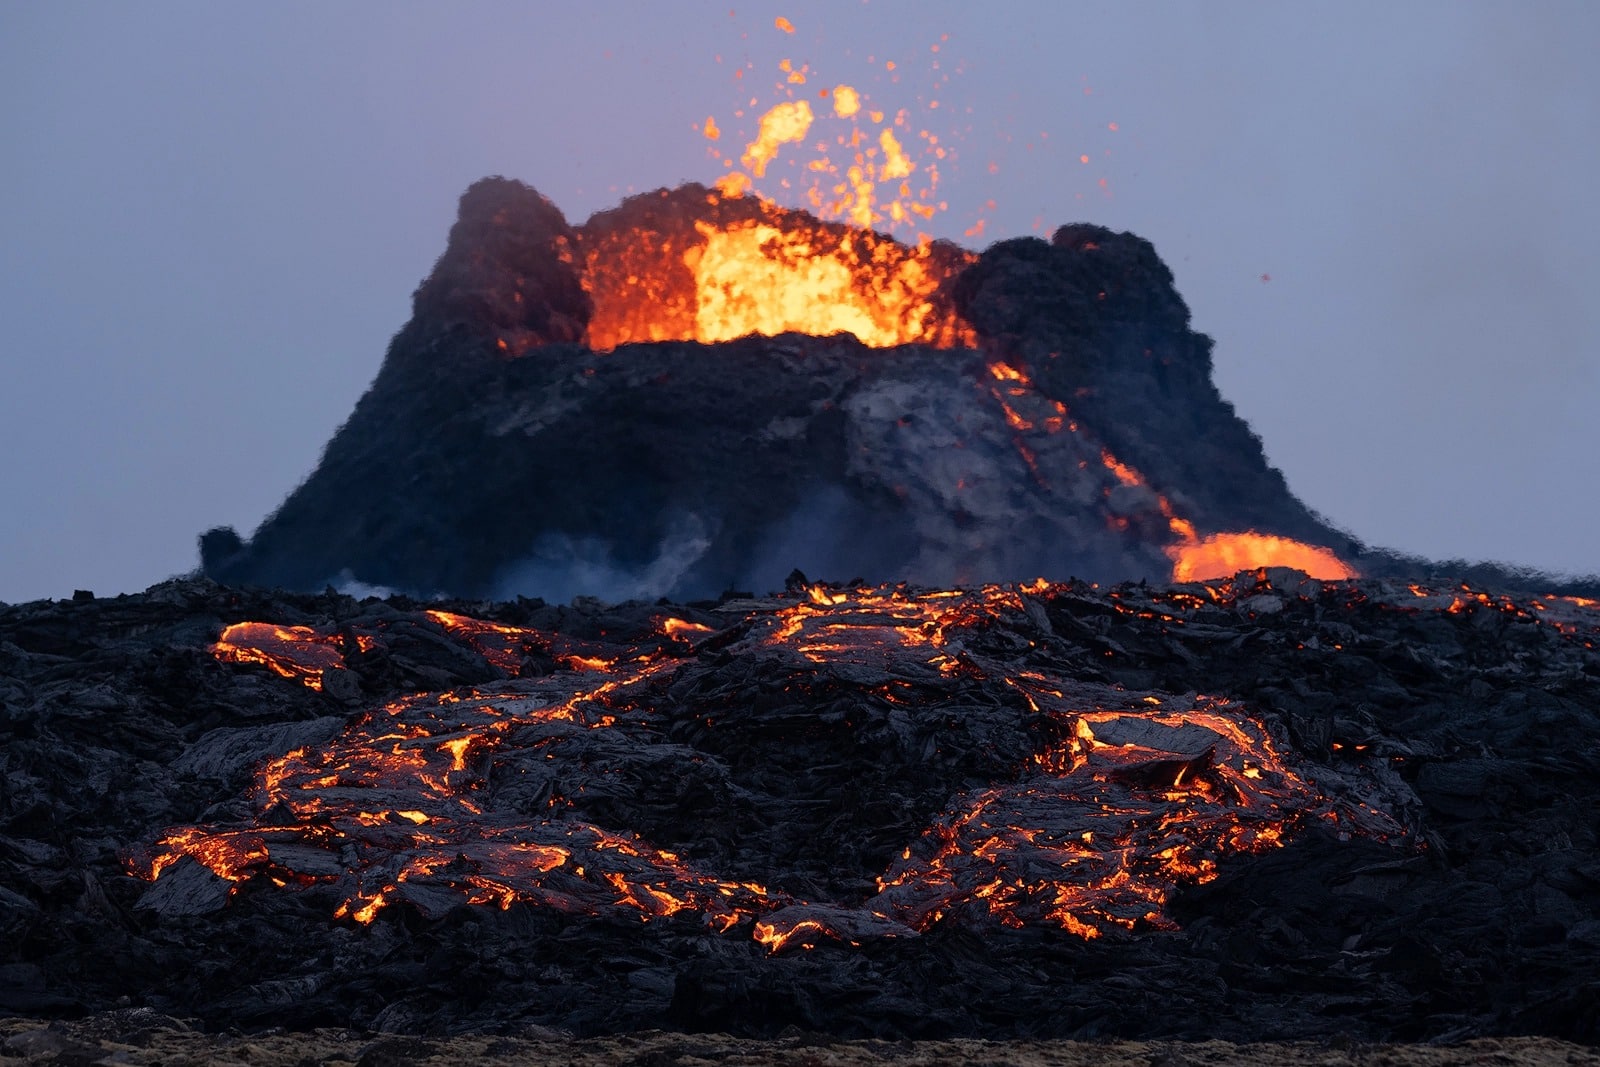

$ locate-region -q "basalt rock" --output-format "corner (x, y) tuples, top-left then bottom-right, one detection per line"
(409, 176), (592, 355)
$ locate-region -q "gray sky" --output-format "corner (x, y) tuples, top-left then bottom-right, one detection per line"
(2, 1), (1596, 603)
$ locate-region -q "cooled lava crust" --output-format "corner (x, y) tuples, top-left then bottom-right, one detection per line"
(2, 573), (1598, 1042)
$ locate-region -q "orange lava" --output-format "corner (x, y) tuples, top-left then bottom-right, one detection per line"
(571, 21), (973, 354)
(853, 699), (1311, 944)
(579, 191), (973, 352)
(142, 581), (1403, 948)
(210, 622), (356, 691)
(1170, 533), (1358, 583)
(690, 219), (961, 347)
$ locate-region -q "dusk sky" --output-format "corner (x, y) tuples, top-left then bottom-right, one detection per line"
(3, 2), (1597, 603)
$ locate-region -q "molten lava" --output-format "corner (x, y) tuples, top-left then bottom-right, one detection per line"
(578, 189), (973, 352)
(573, 20), (977, 354)
(983, 359), (1355, 582)
(161, 30), (1384, 932)
(140, 578), (1410, 950)
(1171, 533), (1357, 584)
(211, 622), (374, 691)
(691, 220), (961, 347)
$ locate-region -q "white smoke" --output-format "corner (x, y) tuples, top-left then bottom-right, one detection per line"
(329, 570), (408, 601)
(491, 513), (714, 605)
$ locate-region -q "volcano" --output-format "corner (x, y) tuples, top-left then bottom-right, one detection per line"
(199, 178), (1363, 601)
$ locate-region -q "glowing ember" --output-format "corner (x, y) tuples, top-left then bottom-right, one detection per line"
(742, 100), (814, 178)
(831, 84), (861, 119)
(704, 28), (950, 233)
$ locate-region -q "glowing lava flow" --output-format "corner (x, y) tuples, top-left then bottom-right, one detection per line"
(210, 622), (374, 691)
(140, 582), (1403, 950)
(1171, 532), (1355, 583)
(738, 584), (1397, 950)
(984, 358), (1356, 583)
(155, 615), (775, 930)
(860, 699), (1314, 943)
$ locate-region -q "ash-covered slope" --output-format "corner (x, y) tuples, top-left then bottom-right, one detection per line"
(201, 178), (1357, 598)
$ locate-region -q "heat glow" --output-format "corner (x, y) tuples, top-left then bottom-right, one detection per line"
(579, 190), (973, 352)
(1171, 533), (1358, 584)
(575, 18), (979, 353)
(692, 221), (956, 346)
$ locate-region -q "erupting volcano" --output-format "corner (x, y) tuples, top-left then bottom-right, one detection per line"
(6, 10), (1600, 1059)
(26, 38), (1600, 1052)
(199, 170), (1368, 601)
(7, 157), (1600, 1046)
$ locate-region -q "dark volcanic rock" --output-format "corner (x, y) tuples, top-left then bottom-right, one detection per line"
(410, 176), (592, 355)
(954, 226), (1321, 538)
(1, 574), (1597, 1043)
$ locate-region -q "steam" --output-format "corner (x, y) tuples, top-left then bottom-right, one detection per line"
(492, 513), (714, 604)
(735, 485), (915, 594)
(330, 570), (405, 601)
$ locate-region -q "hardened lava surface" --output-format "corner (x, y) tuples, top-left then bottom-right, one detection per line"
(1, 573), (1598, 1042)
(135, 583), (1400, 949)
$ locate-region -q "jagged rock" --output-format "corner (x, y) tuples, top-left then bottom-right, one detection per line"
(410, 176), (592, 353)
(172, 717), (346, 781)
(134, 856), (232, 917)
